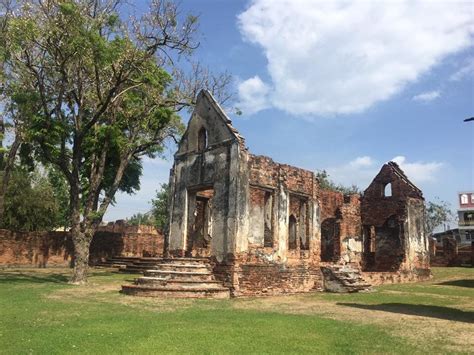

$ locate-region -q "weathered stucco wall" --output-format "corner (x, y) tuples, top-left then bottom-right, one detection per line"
(167, 91), (432, 295)
(218, 154), (323, 295)
(247, 155), (320, 263)
(405, 198), (430, 270)
(167, 90), (249, 262)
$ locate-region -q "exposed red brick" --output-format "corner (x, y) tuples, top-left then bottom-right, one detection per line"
(0, 226), (164, 267)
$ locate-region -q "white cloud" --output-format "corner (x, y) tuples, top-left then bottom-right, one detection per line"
(349, 156), (374, 168)
(238, 1), (473, 116)
(327, 156), (378, 189)
(449, 57), (474, 81)
(412, 90), (441, 102)
(391, 156), (443, 183)
(237, 75), (270, 115)
(327, 155), (443, 190)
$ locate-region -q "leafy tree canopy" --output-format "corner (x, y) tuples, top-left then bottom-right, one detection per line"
(316, 170), (361, 195)
(151, 183), (169, 230)
(0, 0), (233, 283)
(1, 168), (62, 231)
(425, 199), (455, 236)
(124, 183), (169, 229)
(126, 212), (155, 226)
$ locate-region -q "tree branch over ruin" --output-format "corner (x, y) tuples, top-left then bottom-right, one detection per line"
(0, 0), (233, 284)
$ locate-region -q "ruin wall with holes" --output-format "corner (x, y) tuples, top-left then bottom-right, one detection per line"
(219, 155), (323, 296)
(166, 90), (431, 296)
(319, 190), (363, 266)
(360, 163), (431, 283)
(166, 91), (325, 295)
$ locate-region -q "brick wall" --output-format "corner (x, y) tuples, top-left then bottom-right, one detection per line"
(248, 154), (315, 196)
(0, 226), (164, 267)
(248, 155), (279, 188)
(319, 190), (362, 264)
(213, 259), (322, 297)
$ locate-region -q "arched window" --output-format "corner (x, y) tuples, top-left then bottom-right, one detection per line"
(288, 215), (297, 250)
(384, 183), (392, 197)
(460, 194), (468, 204)
(198, 127), (208, 152)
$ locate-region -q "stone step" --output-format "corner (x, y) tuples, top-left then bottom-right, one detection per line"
(135, 277), (225, 289)
(121, 285), (230, 299)
(107, 257), (141, 262)
(160, 257), (210, 266)
(131, 262), (163, 267)
(120, 256), (228, 299)
(95, 263), (121, 268)
(153, 263), (211, 273)
(137, 257), (163, 261)
(101, 261), (130, 265)
(118, 266), (148, 274)
(143, 270), (214, 281)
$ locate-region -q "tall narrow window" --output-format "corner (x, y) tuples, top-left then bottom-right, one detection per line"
(369, 226), (376, 252)
(263, 191), (273, 247)
(289, 215), (297, 250)
(384, 183), (392, 197)
(198, 127), (207, 152)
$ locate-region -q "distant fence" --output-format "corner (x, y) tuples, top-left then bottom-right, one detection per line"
(0, 223), (164, 268)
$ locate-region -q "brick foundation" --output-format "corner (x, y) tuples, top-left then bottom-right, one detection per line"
(361, 269), (432, 285)
(213, 260), (322, 297)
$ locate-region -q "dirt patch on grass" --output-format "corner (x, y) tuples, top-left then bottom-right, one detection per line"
(232, 294), (474, 352)
(46, 279), (205, 313)
(6, 267), (472, 352)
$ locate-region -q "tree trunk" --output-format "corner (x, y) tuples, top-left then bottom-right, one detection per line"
(70, 223), (94, 285)
(0, 136), (21, 220)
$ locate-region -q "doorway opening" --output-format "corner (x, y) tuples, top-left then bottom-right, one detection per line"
(186, 187), (214, 257)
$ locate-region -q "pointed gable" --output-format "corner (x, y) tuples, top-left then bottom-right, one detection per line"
(176, 90), (246, 155)
(364, 161), (423, 200)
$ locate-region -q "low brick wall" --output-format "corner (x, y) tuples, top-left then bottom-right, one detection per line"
(213, 260), (322, 297)
(430, 238), (473, 267)
(0, 230), (73, 267)
(0, 227), (164, 267)
(361, 269), (432, 285)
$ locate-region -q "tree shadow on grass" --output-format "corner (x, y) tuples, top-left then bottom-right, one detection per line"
(0, 272), (69, 284)
(437, 279), (474, 288)
(338, 303), (474, 324)
(0, 270), (117, 285)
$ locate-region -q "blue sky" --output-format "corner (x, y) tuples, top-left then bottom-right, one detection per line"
(106, 0), (474, 223)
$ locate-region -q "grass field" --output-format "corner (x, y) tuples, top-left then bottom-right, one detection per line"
(0, 267), (472, 354)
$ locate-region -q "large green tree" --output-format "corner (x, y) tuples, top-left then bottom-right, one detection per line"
(1, 0), (231, 284)
(1, 168), (62, 232)
(425, 199), (454, 236)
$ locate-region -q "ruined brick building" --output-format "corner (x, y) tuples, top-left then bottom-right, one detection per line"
(163, 90), (430, 296)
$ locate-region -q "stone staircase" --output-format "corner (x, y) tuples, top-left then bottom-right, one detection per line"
(95, 256), (141, 269)
(121, 257), (230, 299)
(320, 265), (372, 293)
(96, 256), (163, 273)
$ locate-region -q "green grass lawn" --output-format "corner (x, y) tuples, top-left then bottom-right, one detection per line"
(0, 267), (472, 354)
